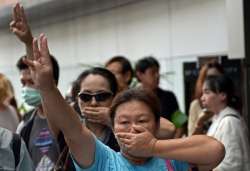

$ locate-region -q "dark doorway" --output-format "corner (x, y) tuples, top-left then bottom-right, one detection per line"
(183, 56), (244, 116)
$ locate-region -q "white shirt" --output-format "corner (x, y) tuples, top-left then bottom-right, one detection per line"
(207, 107), (250, 171)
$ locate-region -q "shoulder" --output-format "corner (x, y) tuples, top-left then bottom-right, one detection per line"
(6, 105), (17, 114)
(190, 99), (200, 108)
(72, 137), (118, 171)
(219, 112), (241, 130)
(158, 88), (174, 95)
(0, 127), (13, 145)
(157, 88), (177, 99)
(215, 111), (244, 140)
(22, 109), (36, 122)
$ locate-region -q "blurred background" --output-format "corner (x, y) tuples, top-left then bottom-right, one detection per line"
(0, 0), (249, 136)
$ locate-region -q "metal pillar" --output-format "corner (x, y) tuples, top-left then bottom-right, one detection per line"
(243, 0), (250, 140)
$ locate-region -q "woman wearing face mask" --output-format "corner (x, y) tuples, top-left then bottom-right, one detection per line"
(201, 75), (250, 171)
(0, 73), (19, 132)
(24, 34), (225, 171)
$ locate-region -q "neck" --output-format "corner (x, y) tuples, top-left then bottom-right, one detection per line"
(121, 151), (149, 165)
(214, 103), (227, 114)
(141, 84), (157, 92)
(119, 85), (129, 92)
(86, 121), (106, 137)
(37, 105), (46, 118)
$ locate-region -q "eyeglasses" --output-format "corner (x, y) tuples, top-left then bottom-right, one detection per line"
(78, 91), (113, 102)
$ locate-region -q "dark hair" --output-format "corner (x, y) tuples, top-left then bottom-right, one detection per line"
(76, 67), (118, 95)
(110, 88), (160, 126)
(194, 61), (224, 100)
(105, 56), (134, 85)
(135, 56), (160, 73)
(16, 55), (60, 85)
(204, 75), (240, 110)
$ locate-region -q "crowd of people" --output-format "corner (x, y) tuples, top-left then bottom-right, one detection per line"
(0, 2), (249, 171)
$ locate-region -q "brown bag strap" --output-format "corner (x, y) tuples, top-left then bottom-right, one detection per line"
(54, 146), (69, 171)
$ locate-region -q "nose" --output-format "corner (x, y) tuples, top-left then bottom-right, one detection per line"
(129, 124), (139, 134)
(89, 96), (98, 106)
(200, 94), (205, 104)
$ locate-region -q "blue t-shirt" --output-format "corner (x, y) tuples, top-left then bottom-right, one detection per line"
(73, 138), (189, 171)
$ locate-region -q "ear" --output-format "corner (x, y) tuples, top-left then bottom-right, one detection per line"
(219, 92), (227, 102)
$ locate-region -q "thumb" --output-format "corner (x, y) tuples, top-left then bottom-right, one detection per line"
(133, 125), (147, 133)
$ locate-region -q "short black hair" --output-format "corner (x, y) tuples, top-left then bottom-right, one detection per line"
(105, 56), (134, 85)
(110, 88), (160, 126)
(76, 67), (118, 96)
(16, 55), (60, 85)
(204, 75), (241, 110)
(135, 56), (160, 73)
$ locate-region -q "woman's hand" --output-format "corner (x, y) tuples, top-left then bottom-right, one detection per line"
(83, 106), (111, 127)
(116, 125), (158, 157)
(193, 110), (213, 135)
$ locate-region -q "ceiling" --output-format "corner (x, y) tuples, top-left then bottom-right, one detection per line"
(0, 0), (142, 28)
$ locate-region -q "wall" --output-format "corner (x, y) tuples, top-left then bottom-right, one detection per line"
(0, 0), (227, 112)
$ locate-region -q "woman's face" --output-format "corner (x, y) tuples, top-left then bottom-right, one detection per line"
(113, 100), (157, 136)
(78, 74), (113, 110)
(106, 61), (128, 91)
(200, 82), (225, 113)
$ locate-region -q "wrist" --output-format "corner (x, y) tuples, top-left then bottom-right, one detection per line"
(151, 138), (158, 156)
(25, 36), (33, 46)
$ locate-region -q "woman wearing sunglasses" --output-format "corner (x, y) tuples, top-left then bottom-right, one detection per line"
(24, 35), (225, 171)
(75, 67), (120, 151)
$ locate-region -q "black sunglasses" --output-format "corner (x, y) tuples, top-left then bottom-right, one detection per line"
(78, 91), (113, 102)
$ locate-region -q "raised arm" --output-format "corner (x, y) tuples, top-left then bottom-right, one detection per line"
(10, 3), (33, 58)
(117, 126), (225, 171)
(24, 34), (96, 167)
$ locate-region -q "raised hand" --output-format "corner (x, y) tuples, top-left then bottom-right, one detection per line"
(116, 125), (158, 157)
(23, 34), (55, 91)
(83, 106), (111, 126)
(10, 3), (33, 45)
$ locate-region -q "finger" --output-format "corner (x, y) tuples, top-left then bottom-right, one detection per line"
(116, 133), (134, 139)
(84, 113), (98, 120)
(84, 107), (100, 112)
(33, 38), (40, 60)
(15, 3), (21, 21)
(84, 110), (99, 117)
(9, 21), (16, 29)
(12, 3), (18, 21)
(86, 118), (101, 124)
(20, 5), (28, 23)
(119, 138), (132, 145)
(40, 34), (50, 59)
(133, 125), (147, 133)
(23, 58), (35, 70)
(12, 28), (24, 37)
